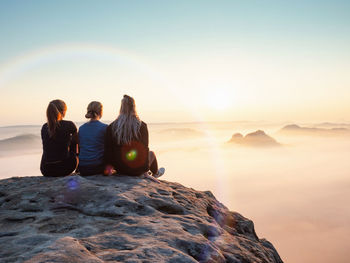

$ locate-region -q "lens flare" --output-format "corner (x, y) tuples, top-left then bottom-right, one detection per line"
(67, 177), (79, 190)
(126, 149), (137, 161)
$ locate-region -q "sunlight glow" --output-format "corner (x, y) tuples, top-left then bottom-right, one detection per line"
(205, 89), (232, 110)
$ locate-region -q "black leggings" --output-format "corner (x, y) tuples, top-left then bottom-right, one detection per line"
(41, 153), (78, 177)
(149, 151), (158, 175)
(78, 163), (105, 176)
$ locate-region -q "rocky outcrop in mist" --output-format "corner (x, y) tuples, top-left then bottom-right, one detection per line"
(280, 124), (350, 136)
(229, 130), (281, 147)
(0, 175), (283, 263)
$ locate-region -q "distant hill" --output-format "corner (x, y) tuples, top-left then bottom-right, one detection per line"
(0, 134), (41, 151)
(229, 130), (281, 147)
(280, 124), (350, 136)
(315, 122), (350, 129)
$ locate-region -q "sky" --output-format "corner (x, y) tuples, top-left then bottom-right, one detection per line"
(0, 0), (350, 126)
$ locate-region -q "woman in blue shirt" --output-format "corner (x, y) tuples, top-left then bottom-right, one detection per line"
(78, 101), (107, 176)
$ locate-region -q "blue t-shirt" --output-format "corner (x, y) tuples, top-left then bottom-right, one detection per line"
(78, 120), (108, 166)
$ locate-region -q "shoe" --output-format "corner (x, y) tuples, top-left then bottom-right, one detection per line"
(154, 167), (165, 178)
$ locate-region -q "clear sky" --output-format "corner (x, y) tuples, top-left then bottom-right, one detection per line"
(0, 0), (349, 125)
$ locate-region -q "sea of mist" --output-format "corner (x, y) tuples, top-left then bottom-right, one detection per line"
(0, 121), (350, 263)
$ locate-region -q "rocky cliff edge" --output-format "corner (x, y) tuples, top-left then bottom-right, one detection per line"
(0, 175), (283, 263)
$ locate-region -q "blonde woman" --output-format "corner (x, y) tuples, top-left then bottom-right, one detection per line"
(40, 99), (78, 177)
(78, 101), (107, 176)
(104, 95), (164, 178)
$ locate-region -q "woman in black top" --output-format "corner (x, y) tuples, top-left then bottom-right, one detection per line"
(40, 99), (78, 177)
(104, 95), (164, 178)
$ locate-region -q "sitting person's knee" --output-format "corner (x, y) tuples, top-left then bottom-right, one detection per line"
(149, 151), (155, 160)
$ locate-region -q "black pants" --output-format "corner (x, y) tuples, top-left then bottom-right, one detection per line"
(41, 153), (78, 177)
(150, 155), (158, 175)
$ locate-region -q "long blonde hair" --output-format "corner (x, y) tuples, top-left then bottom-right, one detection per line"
(46, 99), (66, 137)
(112, 95), (141, 144)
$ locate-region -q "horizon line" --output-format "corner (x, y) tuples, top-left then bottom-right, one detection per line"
(1, 120), (350, 129)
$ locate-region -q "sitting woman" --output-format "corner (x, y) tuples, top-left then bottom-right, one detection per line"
(78, 101), (107, 176)
(104, 95), (164, 178)
(40, 99), (78, 177)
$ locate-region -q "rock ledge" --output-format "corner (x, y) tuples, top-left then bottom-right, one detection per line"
(0, 175), (283, 263)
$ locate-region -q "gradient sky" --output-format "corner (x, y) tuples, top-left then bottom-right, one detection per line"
(0, 0), (349, 125)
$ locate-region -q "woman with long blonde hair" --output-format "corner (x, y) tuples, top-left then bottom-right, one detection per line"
(40, 99), (78, 177)
(104, 95), (164, 178)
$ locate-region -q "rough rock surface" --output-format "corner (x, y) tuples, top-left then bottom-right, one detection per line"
(0, 175), (283, 263)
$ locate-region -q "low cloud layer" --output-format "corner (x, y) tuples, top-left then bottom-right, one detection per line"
(1, 122), (350, 263)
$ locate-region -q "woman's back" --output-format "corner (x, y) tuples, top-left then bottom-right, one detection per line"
(78, 120), (107, 166)
(41, 120), (77, 162)
(105, 120), (149, 176)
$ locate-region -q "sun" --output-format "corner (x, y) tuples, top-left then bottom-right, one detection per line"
(205, 89), (231, 110)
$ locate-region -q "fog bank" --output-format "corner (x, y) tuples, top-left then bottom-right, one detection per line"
(1, 121), (350, 263)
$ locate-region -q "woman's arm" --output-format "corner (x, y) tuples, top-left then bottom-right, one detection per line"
(69, 122), (79, 154)
(140, 122), (149, 147)
(104, 125), (115, 174)
(72, 132), (79, 154)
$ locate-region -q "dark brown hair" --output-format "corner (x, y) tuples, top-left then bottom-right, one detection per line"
(46, 99), (66, 137)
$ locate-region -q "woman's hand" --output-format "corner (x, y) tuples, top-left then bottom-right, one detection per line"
(104, 165), (116, 176)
